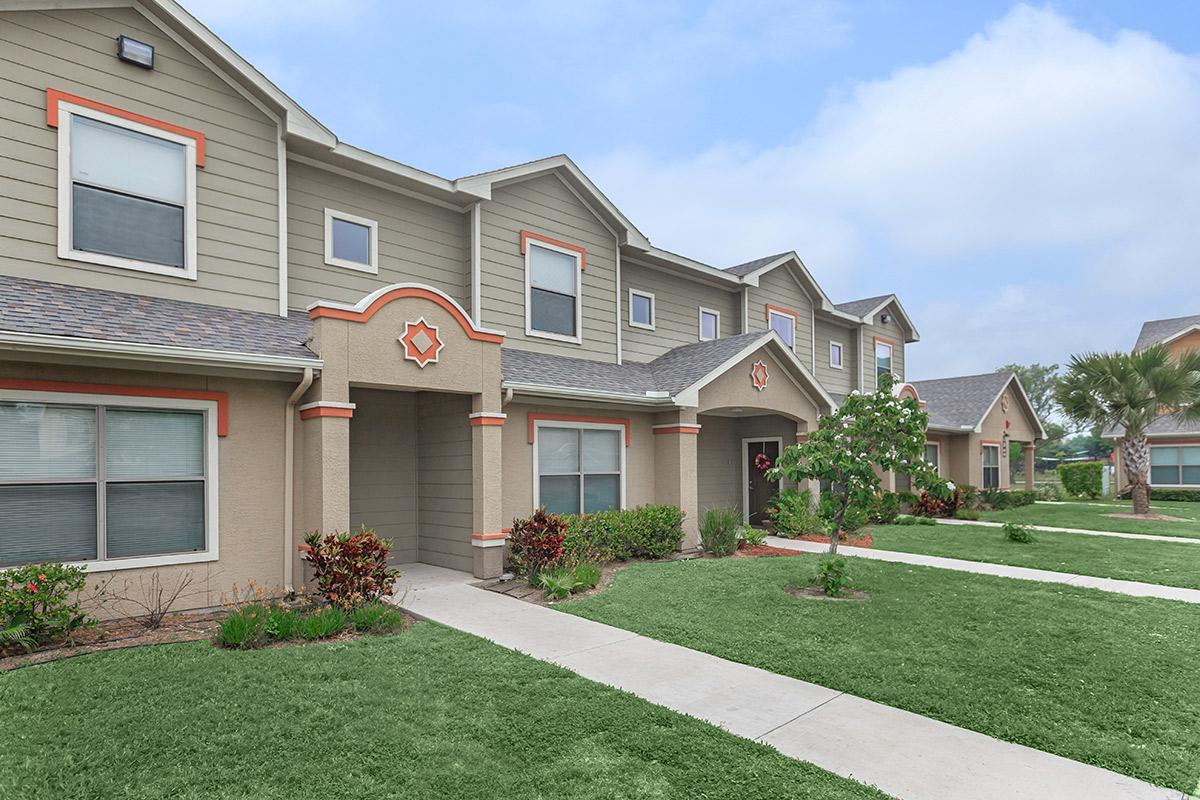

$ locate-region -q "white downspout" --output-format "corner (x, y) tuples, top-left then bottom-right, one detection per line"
(276, 128), (289, 317)
(470, 202), (482, 324)
(283, 367), (314, 588)
(614, 232), (622, 364)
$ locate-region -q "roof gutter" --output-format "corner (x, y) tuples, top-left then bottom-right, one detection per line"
(0, 331), (323, 373)
(503, 382), (675, 407)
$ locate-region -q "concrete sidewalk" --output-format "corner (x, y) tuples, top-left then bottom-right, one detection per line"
(765, 536), (1200, 604)
(935, 517), (1200, 545)
(394, 563), (1182, 800)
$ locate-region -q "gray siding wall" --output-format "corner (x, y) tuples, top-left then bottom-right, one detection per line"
(286, 160), (470, 310)
(814, 317), (858, 397)
(416, 392), (473, 572)
(745, 267), (815, 367)
(863, 301), (907, 391)
(479, 174), (619, 361)
(620, 260), (741, 362)
(349, 388), (418, 563)
(0, 6), (281, 313)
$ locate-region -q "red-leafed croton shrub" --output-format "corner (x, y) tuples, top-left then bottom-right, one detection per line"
(299, 526), (400, 611)
(507, 507), (567, 580)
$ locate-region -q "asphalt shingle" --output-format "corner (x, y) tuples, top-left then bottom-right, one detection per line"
(1134, 314), (1200, 351)
(911, 371), (1013, 430)
(833, 295), (892, 318)
(722, 253), (791, 277)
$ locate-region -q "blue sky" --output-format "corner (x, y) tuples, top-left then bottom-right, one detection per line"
(186, 1), (1200, 380)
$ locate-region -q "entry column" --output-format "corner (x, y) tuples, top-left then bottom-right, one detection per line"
(653, 410), (701, 550)
(469, 395), (506, 578)
(1024, 443), (1037, 492)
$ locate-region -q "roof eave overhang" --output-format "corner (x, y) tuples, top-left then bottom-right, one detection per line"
(862, 295), (921, 343)
(502, 382), (674, 407)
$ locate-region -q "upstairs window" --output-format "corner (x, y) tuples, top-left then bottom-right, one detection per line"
(982, 444), (1000, 489)
(829, 341), (844, 369)
(629, 289), (655, 330)
(525, 238), (582, 342)
(876, 340), (894, 380)
(768, 307), (796, 348)
(58, 105), (198, 278)
(699, 307), (720, 341)
(324, 209), (378, 273)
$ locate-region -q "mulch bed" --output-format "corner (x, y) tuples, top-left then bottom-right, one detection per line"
(731, 544), (808, 558)
(1108, 512), (1188, 522)
(783, 533), (874, 548)
(787, 584), (869, 602)
(1, 611), (223, 672)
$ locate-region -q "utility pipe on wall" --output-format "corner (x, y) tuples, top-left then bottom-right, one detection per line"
(283, 367), (314, 589)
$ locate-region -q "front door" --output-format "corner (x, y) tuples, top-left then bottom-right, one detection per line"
(745, 439), (781, 526)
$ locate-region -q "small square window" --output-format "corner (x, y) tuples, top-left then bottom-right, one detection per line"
(830, 341), (844, 369)
(629, 290), (655, 330)
(324, 208), (378, 273)
(699, 308), (720, 341)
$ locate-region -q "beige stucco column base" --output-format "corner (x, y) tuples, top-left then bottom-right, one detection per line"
(470, 398), (507, 578)
(295, 407), (352, 585)
(1024, 444), (1037, 492)
(653, 410), (700, 549)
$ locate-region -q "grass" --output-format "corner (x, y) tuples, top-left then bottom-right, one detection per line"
(560, 557), (1200, 792)
(981, 500), (1200, 538)
(869, 522), (1200, 589)
(0, 623), (887, 800)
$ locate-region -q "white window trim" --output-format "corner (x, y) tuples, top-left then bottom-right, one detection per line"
(323, 208), (379, 274)
(0, 389), (219, 573)
(768, 309), (797, 350)
(628, 288), (656, 330)
(1149, 444), (1200, 488)
(698, 307), (721, 341)
(924, 440), (942, 477)
(56, 100), (198, 280)
(525, 239), (583, 344)
(531, 420), (626, 513)
(741, 437), (784, 525)
(981, 443), (1001, 489)
(829, 340), (844, 369)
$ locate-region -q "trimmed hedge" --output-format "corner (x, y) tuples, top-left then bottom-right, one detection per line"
(1059, 461), (1103, 499)
(562, 505), (684, 562)
(1149, 488), (1200, 502)
(982, 489), (1037, 509)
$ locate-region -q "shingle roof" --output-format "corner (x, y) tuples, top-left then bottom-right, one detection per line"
(0, 275), (317, 362)
(833, 294), (892, 318)
(1134, 314), (1200, 351)
(501, 331), (770, 397)
(1104, 415), (1200, 439)
(723, 253), (791, 277)
(911, 371), (1013, 430)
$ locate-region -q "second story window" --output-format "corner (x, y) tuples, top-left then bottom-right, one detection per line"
(829, 341), (844, 369)
(629, 289), (655, 330)
(58, 105), (198, 279)
(876, 340), (894, 379)
(699, 307), (720, 341)
(768, 307), (796, 348)
(324, 209), (378, 274)
(525, 239), (582, 342)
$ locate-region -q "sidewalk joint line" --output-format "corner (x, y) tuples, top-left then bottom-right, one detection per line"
(755, 691), (846, 740)
(552, 633), (642, 660)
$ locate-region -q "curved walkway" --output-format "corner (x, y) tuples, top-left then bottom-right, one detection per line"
(934, 517), (1200, 544)
(765, 536), (1200, 604)
(395, 563), (1181, 800)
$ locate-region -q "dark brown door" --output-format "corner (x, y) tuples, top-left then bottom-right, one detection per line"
(746, 440), (781, 527)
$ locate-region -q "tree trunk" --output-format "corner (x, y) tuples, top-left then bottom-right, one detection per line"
(829, 497), (848, 555)
(1121, 433), (1151, 515)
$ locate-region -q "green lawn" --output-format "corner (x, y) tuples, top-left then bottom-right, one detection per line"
(561, 557), (1200, 792)
(868, 523), (1200, 589)
(0, 623), (886, 800)
(981, 500), (1200, 538)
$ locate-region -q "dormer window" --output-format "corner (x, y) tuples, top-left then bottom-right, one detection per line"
(523, 232), (584, 343)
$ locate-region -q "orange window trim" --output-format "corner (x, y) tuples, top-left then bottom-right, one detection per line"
(652, 425), (701, 435)
(309, 286), (504, 344)
(299, 406), (353, 421)
(981, 439), (1003, 447)
(764, 303), (799, 322)
(520, 230), (587, 271)
(527, 413), (631, 446)
(46, 88), (207, 167)
(0, 378), (228, 436)
(873, 336), (896, 348)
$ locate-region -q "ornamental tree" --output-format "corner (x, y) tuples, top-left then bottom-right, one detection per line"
(769, 373), (946, 554)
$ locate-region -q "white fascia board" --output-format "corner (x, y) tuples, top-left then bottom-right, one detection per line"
(0, 331), (322, 373)
(862, 295), (922, 343)
(502, 382), (675, 407)
(1157, 324), (1200, 348)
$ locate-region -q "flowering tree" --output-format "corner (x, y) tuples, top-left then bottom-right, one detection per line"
(769, 373), (946, 554)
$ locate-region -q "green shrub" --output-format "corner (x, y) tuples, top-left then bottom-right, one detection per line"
(537, 563), (603, 599)
(954, 508), (981, 521)
(300, 526), (400, 610)
(895, 515), (919, 526)
(296, 606), (347, 640)
(1148, 488), (1200, 502)
(263, 606), (301, 640)
(700, 507), (741, 556)
(819, 492), (867, 533)
(1003, 522), (1036, 543)
(561, 505), (684, 563)
(815, 558), (851, 597)
(0, 620), (34, 653)
(1036, 483), (1065, 501)
(508, 508), (567, 579)
(1058, 461), (1103, 499)
(215, 604), (269, 649)
(867, 492), (902, 524)
(768, 490), (827, 538)
(982, 489), (1037, 509)
(572, 563), (601, 591)
(738, 526), (769, 547)
(350, 602), (407, 634)
(0, 562), (92, 649)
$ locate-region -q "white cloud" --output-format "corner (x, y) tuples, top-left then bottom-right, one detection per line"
(585, 4), (1200, 375)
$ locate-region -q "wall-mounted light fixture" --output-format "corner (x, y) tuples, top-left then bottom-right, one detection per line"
(880, 313), (893, 324)
(117, 35), (155, 69)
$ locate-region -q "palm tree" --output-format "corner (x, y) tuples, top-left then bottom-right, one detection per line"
(1056, 345), (1200, 515)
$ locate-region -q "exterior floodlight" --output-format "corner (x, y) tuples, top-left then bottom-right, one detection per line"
(117, 35), (154, 69)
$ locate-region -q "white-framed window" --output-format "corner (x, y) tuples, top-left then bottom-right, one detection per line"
(1150, 445), (1200, 486)
(768, 308), (796, 348)
(875, 340), (894, 380)
(629, 289), (655, 330)
(698, 307), (720, 341)
(0, 391), (219, 572)
(829, 340), (844, 369)
(982, 444), (1000, 489)
(533, 422), (625, 515)
(56, 101), (198, 279)
(924, 442), (941, 475)
(526, 239), (582, 343)
(324, 208), (378, 273)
